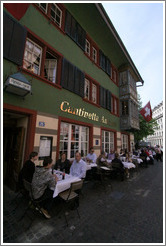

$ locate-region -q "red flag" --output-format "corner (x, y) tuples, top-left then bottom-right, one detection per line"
(140, 101), (152, 122)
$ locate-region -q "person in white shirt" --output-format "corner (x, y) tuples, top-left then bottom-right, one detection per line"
(70, 152), (86, 179)
(86, 147), (97, 163)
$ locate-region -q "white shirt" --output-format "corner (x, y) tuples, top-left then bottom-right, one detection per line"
(70, 159), (86, 179)
(86, 153), (97, 163)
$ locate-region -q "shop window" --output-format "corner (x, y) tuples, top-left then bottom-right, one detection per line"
(60, 122), (89, 159)
(121, 134), (129, 151)
(44, 52), (57, 83)
(51, 3), (62, 28)
(37, 3), (48, 13)
(102, 130), (115, 154)
(23, 38), (42, 75)
(84, 79), (90, 100)
(85, 39), (90, 56)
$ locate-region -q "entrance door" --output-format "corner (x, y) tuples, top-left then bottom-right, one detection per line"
(4, 127), (25, 189)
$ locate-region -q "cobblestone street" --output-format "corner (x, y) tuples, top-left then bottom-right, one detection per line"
(3, 159), (163, 244)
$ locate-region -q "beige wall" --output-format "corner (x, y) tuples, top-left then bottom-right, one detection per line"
(34, 113), (59, 166)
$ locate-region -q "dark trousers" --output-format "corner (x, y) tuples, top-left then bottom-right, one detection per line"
(156, 153), (162, 162)
(36, 188), (54, 212)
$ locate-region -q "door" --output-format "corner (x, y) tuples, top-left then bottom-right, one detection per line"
(4, 127), (25, 189)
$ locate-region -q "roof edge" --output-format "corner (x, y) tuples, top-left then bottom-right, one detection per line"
(95, 3), (144, 85)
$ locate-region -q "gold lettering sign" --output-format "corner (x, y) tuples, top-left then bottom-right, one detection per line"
(60, 101), (113, 126)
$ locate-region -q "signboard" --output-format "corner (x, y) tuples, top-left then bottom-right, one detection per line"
(9, 78), (31, 91)
(39, 136), (53, 160)
(39, 121), (45, 127)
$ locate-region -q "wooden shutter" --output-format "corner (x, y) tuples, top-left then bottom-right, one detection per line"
(100, 86), (106, 108)
(61, 58), (69, 89)
(3, 11), (14, 59)
(106, 90), (111, 111)
(68, 62), (75, 92)
(3, 11), (27, 66)
(76, 23), (86, 51)
(99, 50), (106, 72)
(65, 10), (71, 36)
(106, 58), (111, 76)
(74, 67), (85, 97)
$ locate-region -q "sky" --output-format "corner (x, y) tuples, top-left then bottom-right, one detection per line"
(102, 1), (164, 109)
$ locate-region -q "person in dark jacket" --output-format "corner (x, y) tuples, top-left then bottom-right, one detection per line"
(54, 152), (70, 174)
(18, 152), (38, 189)
(111, 153), (125, 181)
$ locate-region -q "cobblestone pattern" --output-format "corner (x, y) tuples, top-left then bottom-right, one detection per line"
(3, 160), (163, 243)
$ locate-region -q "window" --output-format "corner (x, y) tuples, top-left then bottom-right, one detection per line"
(84, 76), (99, 105)
(92, 83), (97, 103)
(51, 3), (62, 27)
(121, 101), (128, 115)
(44, 52), (57, 83)
(23, 38), (42, 75)
(37, 3), (48, 13)
(92, 47), (97, 63)
(85, 39), (90, 56)
(102, 130), (115, 154)
(84, 79), (90, 100)
(121, 134), (129, 151)
(60, 122), (89, 159)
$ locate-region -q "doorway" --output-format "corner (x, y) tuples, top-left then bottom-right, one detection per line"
(3, 112), (28, 189)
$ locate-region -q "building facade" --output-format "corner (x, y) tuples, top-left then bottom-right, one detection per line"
(3, 3), (143, 186)
(146, 101), (163, 147)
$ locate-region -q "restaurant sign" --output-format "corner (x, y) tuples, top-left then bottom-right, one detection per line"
(60, 101), (108, 124)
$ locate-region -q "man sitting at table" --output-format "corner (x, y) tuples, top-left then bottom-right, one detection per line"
(86, 147), (97, 163)
(54, 152), (70, 174)
(108, 149), (115, 161)
(70, 152), (86, 179)
(111, 153), (125, 181)
(31, 157), (58, 219)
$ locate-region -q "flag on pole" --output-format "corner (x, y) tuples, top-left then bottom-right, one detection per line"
(140, 101), (152, 122)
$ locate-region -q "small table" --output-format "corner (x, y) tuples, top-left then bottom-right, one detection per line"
(52, 171), (81, 198)
(122, 162), (136, 169)
(86, 162), (97, 171)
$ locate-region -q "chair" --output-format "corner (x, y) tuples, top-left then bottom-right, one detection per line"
(111, 163), (125, 181)
(139, 156), (147, 167)
(58, 180), (83, 226)
(19, 179), (47, 223)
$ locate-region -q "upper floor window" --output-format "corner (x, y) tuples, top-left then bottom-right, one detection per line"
(23, 34), (62, 87)
(92, 83), (97, 103)
(92, 47), (97, 63)
(84, 79), (90, 100)
(84, 76), (99, 106)
(44, 52), (57, 83)
(85, 39), (90, 56)
(51, 3), (62, 27)
(37, 3), (48, 13)
(23, 38), (42, 75)
(122, 101), (128, 115)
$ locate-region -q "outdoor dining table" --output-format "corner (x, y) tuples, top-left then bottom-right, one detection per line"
(122, 162), (136, 169)
(86, 162), (97, 171)
(52, 171), (81, 198)
(131, 157), (143, 164)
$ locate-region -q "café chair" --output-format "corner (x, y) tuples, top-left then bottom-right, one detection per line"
(139, 156), (148, 168)
(19, 179), (48, 224)
(58, 180), (84, 226)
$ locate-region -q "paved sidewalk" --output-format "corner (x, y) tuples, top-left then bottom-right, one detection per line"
(3, 160), (163, 244)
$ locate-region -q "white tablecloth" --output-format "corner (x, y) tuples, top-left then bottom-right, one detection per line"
(86, 163), (97, 171)
(132, 157), (143, 164)
(100, 166), (111, 171)
(122, 162), (136, 169)
(52, 174), (81, 198)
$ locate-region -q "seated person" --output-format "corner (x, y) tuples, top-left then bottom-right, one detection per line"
(31, 157), (58, 219)
(96, 151), (110, 167)
(125, 152), (132, 162)
(54, 152), (70, 174)
(18, 151), (38, 189)
(140, 149), (148, 167)
(86, 147), (97, 163)
(111, 153), (125, 180)
(70, 152), (86, 179)
(108, 149), (115, 160)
